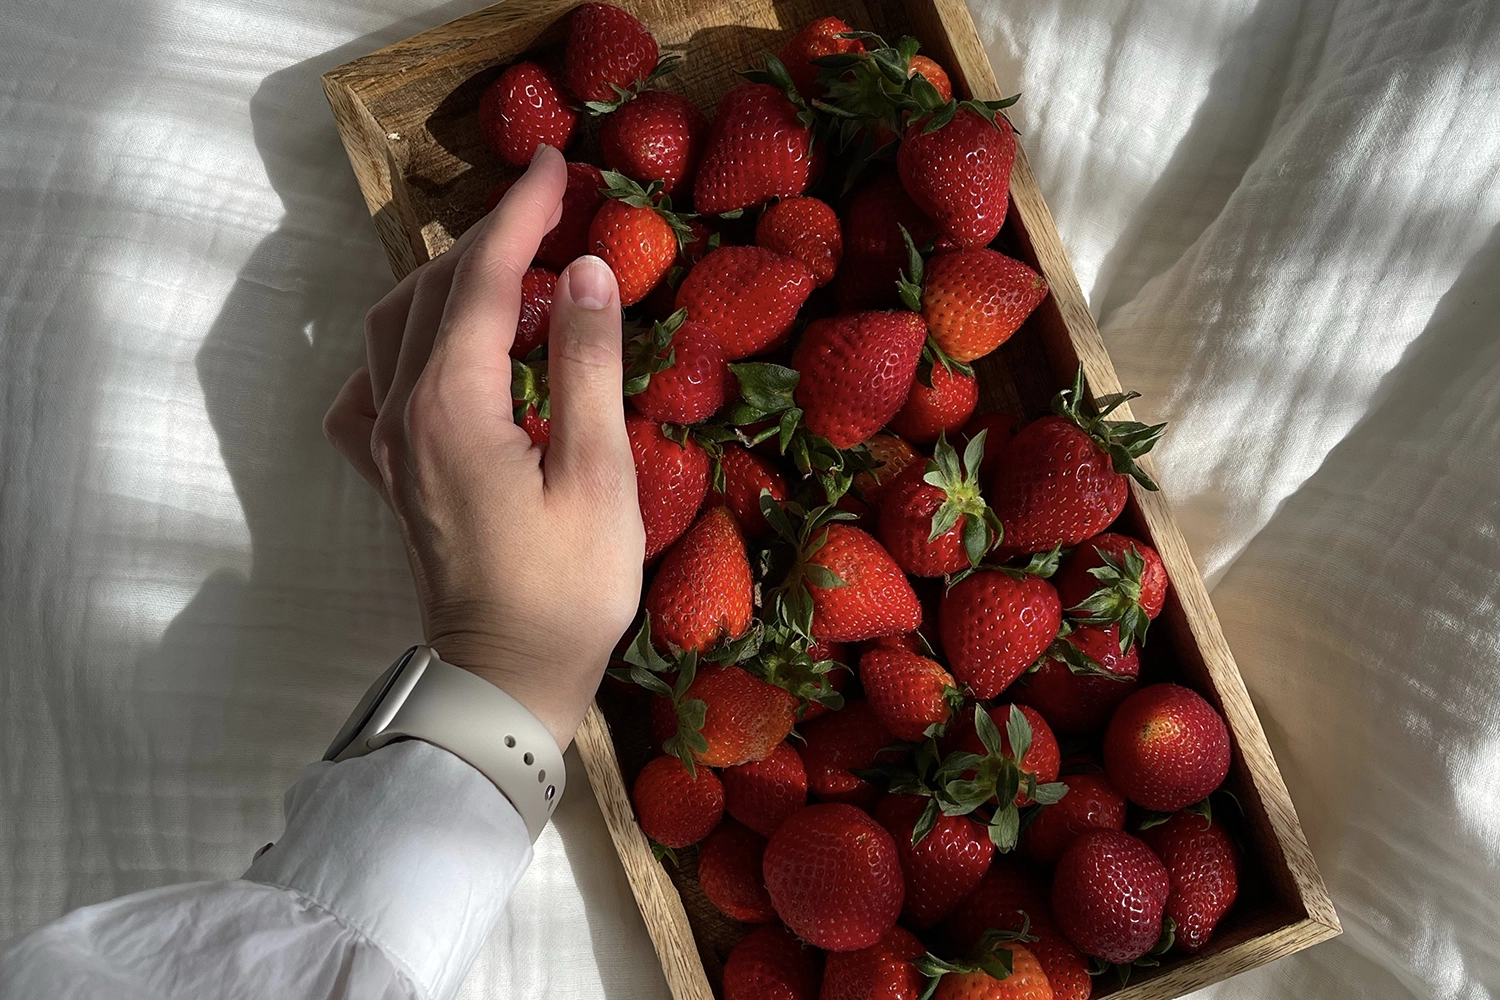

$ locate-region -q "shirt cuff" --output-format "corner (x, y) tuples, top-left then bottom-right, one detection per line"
(244, 740), (533, 1000)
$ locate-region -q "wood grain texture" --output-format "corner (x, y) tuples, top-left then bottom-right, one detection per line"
(323, 1), (1340, 996)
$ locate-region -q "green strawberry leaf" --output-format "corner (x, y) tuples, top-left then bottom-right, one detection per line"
(1005, 704), (1033, 764)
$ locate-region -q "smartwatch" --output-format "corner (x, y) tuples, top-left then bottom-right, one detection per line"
(325, 646), (565, 842)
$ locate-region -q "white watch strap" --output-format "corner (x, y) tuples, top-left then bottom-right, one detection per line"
(331, 647), (565, 842)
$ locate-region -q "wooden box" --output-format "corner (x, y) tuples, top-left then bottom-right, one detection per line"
(322, 2), (1340, 997)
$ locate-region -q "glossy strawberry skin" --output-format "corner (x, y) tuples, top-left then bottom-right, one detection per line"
(696, 83), (819, 214)
(806, 524), (923, 643)
(939, 571), (1062, 699)
(1013, 625), (1139, 736)
(859, 648), (955, 741)
(644, 507), (752, 653)
(517, 402), (550, 449)
(1138, 813), (1240, 952)
(600, 90), (709, 196)
(833, 171), (938, 312)
(1052, 829), (1170, 964)
(631, 319), (733, 425)
(564, 3), (658, 103)
(1021, 772), (1127, 865)
(699, 819), (777, 923)
(756, 196), (843, 286)
(819, 925), (924, 1000)
(931, 945), (1051, 1000)
(957, 412), (1016, 484)
(877, 465), (971, 578)
(724, 922), (824, 1000)
(721, 740), (808, 837)
(631, 754), (724, 848)
(792, 311), (927, 449)
(907, 56), (952, 101)
(627, 412), (709, 561)
(1053, 533), (1168, 618)
(685, 664), (799, 768)
(950, 703), (1060, 804)
(479, 62), (579, 167)
(589, 198), (678, 306)
(709, 444), (789, 536)
(875, 794), (994, 928)
(799, 700), (901, 808)
(676, 245), (815, 359)
(778, 16), (865, 99)
(991, 416), (1129, 554)
(511, 267), (557, 359)
(897, 108), (1015, 249)
(1103, 684), (1231, 812)
(852, 434), (922, 513)
(763, 803), (905, 951)
(538, 162), (607, 271)
(887, 363), (978, 444)
(921, 249), (1047, 363)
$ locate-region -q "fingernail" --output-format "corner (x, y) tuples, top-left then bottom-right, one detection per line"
(529, 143), (555, 167)
(565, 255), (617, 310)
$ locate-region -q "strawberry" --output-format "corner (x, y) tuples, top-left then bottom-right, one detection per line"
(763, 803), (905, 951)
(949, 703), (1061, 806)
(1020, 772), (1127, 865)
(1138, 812), (1240, 953)
(644, 507), (752, 653)
(538, 162), (607, 271)
(478, 62), (578, 167)
(695, 82), (819, 215)
(721, 740), (808, 837)
(709, 444), (789, 536)
(908, 55), (952, 102)
(905, 248), (1048, 364)
(897, 104), (1015, 249)
(820, 925), (924, 1000)
(699, 819), (777, 923)
(799, 699), (901, 807)
(511, 266), (556, 358)
(990, 371), (1165, 554)
(939, 571), (1062, 699)
(641, 218), (719, 320)
(511, 358), (551, 450)
(834, 171), (938, 312)
(589, 172), (694, 306)
(777, 16), (865, 99)
(631, 753), (724, 848)
(724, 923), (824, 1000)
(853, 433), (922, 512)
(923, 944), (1053, 1000)
(600, 90), (708, 196)
(1012, 626), (1139, 736)
(564, 3), (660, 105)
(627, 411), (709, 561)
(676, 245), (815, 359)
(792, 311), (927, 449)
(662, 662), (798, 769)
(1051, 829), (1169, 963)
(1103, 684), (1230, 812)
(878, 433), (1002, 577)
(888, 361), (979, 444)
(860, 649), (958, 741)
(957, 413), (1016, 483)
(625, 309), (733, 424)
(1052, 534), (1168, 652)
(788, 514), (922, 644)
(875, 794), (994, 928)
(756, 196), (842, 286)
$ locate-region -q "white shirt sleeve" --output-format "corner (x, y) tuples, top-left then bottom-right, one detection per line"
(0, 740), (534, 1000)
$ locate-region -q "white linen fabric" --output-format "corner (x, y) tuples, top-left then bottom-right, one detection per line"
(1, 0), (1497, 997)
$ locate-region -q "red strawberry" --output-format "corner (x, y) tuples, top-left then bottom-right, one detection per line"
(564, 3), (659, 105)
(722, 740), (808, 837)
(676, 245), (815, 358)
(820, 925), (924, 1000)
(913, 249), (1047, 364)
(908, 56), (952, 102)
(589, 172), (694, 306)
(875, 794), (994, 928)
(888, 363), (978, 444)
(641, 217), (719, 320)
(756, 196), (843, 286)
(1103, 684), (1230, 812)
(957, 413), (1016, 483)
(834, 171), (938, 312)
(860, 649), (958, 741)
(940, 864), (1092, 1000)
(1020, 772), (1127, 865)
(1052, 534), (1167, 652)
(631, 753), (724, 848)
(511, 266), (556, 358)
(763, 803), (905, 951)
(626, 310), (732, 425)
(511, 358), (551, 450)
(1052, 829), (1169, 963)
(695, 83), (819, 215)
(852, 433), (922, 512)
(1138, 812), (1240, 952)
(539, 162), (606, 271)
(939, 571), (1062, 699)
(662, 663), (798, 769)
(792, 311), (926, 449)
(724, 923), (824, 1000)
(600, 90), (708, 196)
(709, 444), (789, 536)
(627, 412), (709, 561)
(878, 433), (1002, 577)
(804, 524), (923, 643)
(897, 107), (1015, 249)
(950, 704), (1061, 804)
(800, 700), (901, 807)
(1013, 626), (1139, 736)
(699, 819), (777, 923)
(644, 507), (752, 653)
(478, 62), (578, 167)
(777, 16), (865, 99)
(928, 945), (1052, 1000)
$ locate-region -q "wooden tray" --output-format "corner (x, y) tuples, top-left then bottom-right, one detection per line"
(322, 2), (1341, 997)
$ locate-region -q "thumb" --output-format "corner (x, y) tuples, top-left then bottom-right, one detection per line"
(544, 255), (634, 496)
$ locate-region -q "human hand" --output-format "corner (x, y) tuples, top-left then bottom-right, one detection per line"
(322, 145), (645, 751)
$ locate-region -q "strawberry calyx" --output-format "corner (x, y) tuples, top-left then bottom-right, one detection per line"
(923, 431), (1004, 568)
(747, 621), (847, 717)
(914, 923), (1037, 1000)
(946, 544), (1062, 589)
(1096, 916), (1178, 986)
(737, 51), (818, 128)
(761, 497), (855, 640)
(1137, 796), (1214, 832)
(580, 52), (684, 115)
(598, 170), (699, 251)
(810, 32), (920, 153)
(612, 615), (711, 775)
(623, 308), (687, 397)
(1029, 623), (1125, 680)
(1052, 366), (1167, 491)
(1067, 542), (1153, 651)
(933, 705), (1067, 851)
(910, 94), (1021, 137)
(511, 357), (550, 422)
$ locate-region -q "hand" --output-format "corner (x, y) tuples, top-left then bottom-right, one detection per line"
(322, 146), (645, 751)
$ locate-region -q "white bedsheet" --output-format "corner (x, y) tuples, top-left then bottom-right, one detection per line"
(1, 0), (1496, 997)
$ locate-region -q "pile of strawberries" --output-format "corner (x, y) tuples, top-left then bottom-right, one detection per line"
(480, 7), (1243, 999)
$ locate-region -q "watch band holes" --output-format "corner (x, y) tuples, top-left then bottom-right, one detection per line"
(504, 735), (516, 748)
(523, 752), (534, 766)
(546, 785), (556, 800)
(537, 769), (546, 782)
